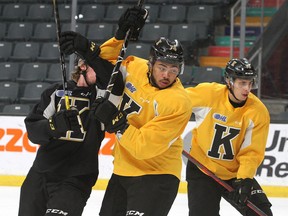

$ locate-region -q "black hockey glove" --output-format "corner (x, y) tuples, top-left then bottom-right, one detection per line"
(59, 31), (100, 60)
(115, 6), (148, 41)
(229, 178), (253, 207)
(91, 97), (128, 134)
(49, 109), (81, 135)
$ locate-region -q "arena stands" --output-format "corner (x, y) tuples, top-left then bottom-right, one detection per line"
(0, 0), (287, 118)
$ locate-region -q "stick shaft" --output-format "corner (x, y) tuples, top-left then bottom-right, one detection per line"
(182, 150), (268, 216)
(104, 0), (145, 99)
(52, 0), (70, 110)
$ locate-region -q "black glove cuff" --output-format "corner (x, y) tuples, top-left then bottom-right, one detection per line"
(87, 41), (100, 57)
(115, 28), (127, 40)
(93, 99), (119, 124)
(105, 110), (128, 133)
(80, 40), (101, 69)
(47, 117), (62, 138)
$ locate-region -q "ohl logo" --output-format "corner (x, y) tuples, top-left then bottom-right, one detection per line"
(126, 82), (136, 93)
(213, 113), (227, 122)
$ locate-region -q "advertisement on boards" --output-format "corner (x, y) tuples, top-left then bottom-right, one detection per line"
(0, 117), (287, 187)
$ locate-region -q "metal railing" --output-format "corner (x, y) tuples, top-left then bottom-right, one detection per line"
(229, 0), (242, 59)
(230, 0), (266, 99)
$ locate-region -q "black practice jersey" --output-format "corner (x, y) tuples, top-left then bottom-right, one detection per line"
(25, 80), (104, 176)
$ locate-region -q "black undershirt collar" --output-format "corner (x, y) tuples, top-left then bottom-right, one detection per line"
(229, 97), (246, 108)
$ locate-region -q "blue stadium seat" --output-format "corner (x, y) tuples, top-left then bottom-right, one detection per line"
(32, 23), (57, 41)
(37, 42), (61, 62)
(0, 42), (13, 62)
(78, 4), (106, 23)
(178, 65), (194, 87)
(173, 0), (197, 3)
(16, 62), (48, 83)
(45, 63), (65, 83)
(77, 0), (118, 3)
(86, 23), (115, 42)
(157, 4), (186, 23)
(10, 42), (40, 62)
(187, 5), (214, 24)
(62, 23), (87, 37)
(5, 22), (33, 41)
(0, 62), (20, 82)
(58, 4), (72, 22)
(0, 23), (7, 40)
(191, 66), (223, 86)
(169, 24), (197, 44)
(146, 0), (172, 3)
(1, 4), (28, 21)
(0, 81), (19, 105)
(104, 5), (129, 23)
(125, 42), (150, 59)
(19, 82), (50, 104)
(144, 4), (159, 23)
(26, 4), (53, 22)
(1, 104), (31, 116)
(139, 23), (169, 42)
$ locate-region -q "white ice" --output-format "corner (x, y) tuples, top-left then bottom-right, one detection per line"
(1, 186), (287, 215)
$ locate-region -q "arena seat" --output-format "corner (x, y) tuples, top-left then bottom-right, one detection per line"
(16, 62), (48, 83)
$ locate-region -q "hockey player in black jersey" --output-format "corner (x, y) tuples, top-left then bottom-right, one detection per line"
(18, 56), (120, 216)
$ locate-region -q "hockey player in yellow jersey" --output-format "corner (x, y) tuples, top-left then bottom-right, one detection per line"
(185, 58), (273, 216)
(59, 6), (192, 216)
(95, 37), (193, 216)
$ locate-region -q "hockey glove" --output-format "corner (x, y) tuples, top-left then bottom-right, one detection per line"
(59, 31), (100, 60)
(49, 109), (81, 135)
(115, 6), (149, 41)
(91, 97), (128, 133)
(229, 178), (253, 207)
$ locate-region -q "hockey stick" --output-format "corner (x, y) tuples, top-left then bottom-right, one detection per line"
(182, 150), (268, 216)
(52, 0), (70, 110)
(104, 0), (146, 99)
(52, 0), (85, 133)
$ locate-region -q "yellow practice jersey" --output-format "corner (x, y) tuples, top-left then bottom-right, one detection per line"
(100, 38), (193, 179)
(186, 83), (270, 180)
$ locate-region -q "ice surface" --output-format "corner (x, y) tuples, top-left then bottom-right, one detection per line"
(1, 186), (286, 216)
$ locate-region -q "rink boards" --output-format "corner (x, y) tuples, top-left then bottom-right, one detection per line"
(0, 116), (287, 197)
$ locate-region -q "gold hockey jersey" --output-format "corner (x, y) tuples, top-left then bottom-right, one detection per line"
(186, 83), (270, 180)
(100, 38), (193, 180)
